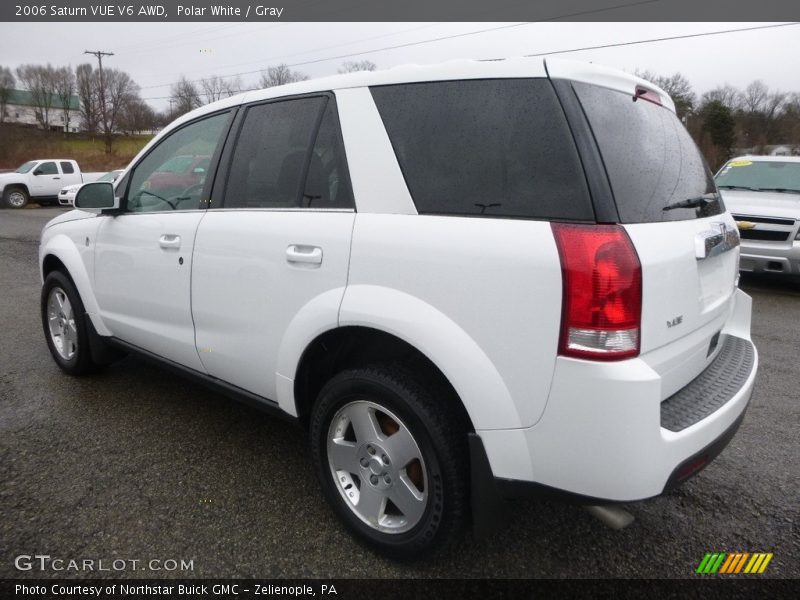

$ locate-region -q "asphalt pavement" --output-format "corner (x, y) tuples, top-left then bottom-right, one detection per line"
(1, 207), (797, 579)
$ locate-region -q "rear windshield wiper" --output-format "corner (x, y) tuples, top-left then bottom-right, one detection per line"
(663, 194), (717, 211)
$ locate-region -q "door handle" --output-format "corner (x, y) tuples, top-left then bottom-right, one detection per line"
(159, 234), (181, 249)
(286, 245), (322, 265)
(53, 177), (61, 180)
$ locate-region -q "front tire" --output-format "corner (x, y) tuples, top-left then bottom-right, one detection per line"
(3, 187), (29, 209)
(41, 271), (102, 375)
(310, 364), (469, 559)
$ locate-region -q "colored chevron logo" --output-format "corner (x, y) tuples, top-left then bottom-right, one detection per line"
(696, 552), (774, 574)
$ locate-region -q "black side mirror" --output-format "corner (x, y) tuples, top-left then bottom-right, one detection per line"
(75, 182), (119, 212)
(33, 168), (42, 176)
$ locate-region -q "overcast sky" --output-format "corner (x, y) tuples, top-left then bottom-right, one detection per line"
(1, 22), (798, 111)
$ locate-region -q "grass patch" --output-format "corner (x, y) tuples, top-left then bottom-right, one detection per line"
(0, 124), (152, 172)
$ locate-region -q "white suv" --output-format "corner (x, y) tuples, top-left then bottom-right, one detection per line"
(39, 58), (758, 558)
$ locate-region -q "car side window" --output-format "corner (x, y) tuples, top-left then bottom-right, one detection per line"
(125, 112), (230, 213)
(301, 102), (354, 209)
(37, 162), (58, 175)
(224, 97), (326, 209)
(60, 161), (75, 174)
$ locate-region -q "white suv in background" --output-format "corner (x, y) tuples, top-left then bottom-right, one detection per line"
(716, 156), (800, 277)
(39, 58), (758, 558)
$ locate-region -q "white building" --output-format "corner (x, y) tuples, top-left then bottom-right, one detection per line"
(2, 89), (81, 133)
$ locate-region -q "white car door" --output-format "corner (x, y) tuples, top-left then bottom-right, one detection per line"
(93, 110), (233, 371)
(58, 161), (82, 187)
(30, 161), (62, 196)
(191, 97), (355, 402)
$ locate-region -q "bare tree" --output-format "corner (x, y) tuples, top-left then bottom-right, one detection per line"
(742, 80), (769, 114)
(15, 64), (58, 128)
(700, 85), (743, 112)
(635, 70), (696, 120)
(53, 66), (76, 133)
(738, 81), (787, 149)
(199, 74), (241, 104)
(338, 60), (377, 74)
(258, 64), (308, 88)
(0, 66), (14, 123)
(99, 69), (137, 153)
(170, 76), (202, 116)
(76, 63), (100, 134)
(118, 96), (156, 135)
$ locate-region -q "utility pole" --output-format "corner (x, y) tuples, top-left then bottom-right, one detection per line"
(84, 50), (114, 152)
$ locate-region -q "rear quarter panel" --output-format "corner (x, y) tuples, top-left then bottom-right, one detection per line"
(340, 213), (563, 430)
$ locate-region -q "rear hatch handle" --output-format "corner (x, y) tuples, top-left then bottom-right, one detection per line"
(695, 222), (740, 260)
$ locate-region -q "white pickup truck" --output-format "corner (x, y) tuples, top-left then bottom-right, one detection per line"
(0, 159), (103, 208)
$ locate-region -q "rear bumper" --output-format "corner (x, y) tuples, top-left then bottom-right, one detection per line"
(470, 406), (749, 535)
(475, 289), (757, 504)
(739, 239), (800, 275)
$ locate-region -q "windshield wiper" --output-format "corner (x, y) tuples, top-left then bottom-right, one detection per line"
(717, 185), (758, 191)
(756, 187), (800, 194)
(663, 194), (717, 211)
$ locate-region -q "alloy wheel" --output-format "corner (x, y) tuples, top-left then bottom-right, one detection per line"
(327, 400), (428, 534)
(47, 287), (77, 360)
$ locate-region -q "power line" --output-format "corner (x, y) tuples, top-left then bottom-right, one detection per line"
(137, 0), (665, 91)
(146, 22), (446, 79)
(118, 23), (284, 57)
(138, 22), (536, 90)
(522, 22), (800, 57)
(139, 21), (800, 102)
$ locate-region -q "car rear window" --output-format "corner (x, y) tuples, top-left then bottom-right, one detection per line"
(60, 161), (75, 174)
(370, 79), (593, 221)
(573, 82), (722, 223)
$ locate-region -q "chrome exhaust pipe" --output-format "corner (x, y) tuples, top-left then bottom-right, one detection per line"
(585, 505), (635, 530)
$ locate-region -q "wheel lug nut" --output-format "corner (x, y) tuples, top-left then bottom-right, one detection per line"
(360, 458), (369, 468)
(382, 454), (390, 465)
(367, 446), (375, 455)
(384, 475), (391, 484)
(370, 475), (378, 485)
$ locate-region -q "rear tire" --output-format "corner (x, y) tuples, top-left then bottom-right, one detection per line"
(41, 271), (104, 375)
(310, 364), (469, 559)
(3, 187), (29, 209)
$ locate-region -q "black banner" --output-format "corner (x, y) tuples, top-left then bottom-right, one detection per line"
(2, 0), (800, 22)
(2, 578), (796, 600)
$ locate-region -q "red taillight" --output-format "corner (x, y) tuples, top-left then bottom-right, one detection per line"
(551, 223), (642, 361)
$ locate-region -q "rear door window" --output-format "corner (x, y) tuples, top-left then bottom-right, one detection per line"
(573, 82), (722, 223)
(60, 161), (75, 174)
(224, 97), (326, 209)
(301, 102), (354, 209)
(370, 79), (593, 221)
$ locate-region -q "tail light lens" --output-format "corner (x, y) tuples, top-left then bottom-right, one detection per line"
(551, 223), (642, 361)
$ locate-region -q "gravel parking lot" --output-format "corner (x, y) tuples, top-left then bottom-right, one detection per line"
(1, 207), (797, 579)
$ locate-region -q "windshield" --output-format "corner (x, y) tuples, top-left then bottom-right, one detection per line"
(15, 161), (37, 174)
(97, 170), (122, 182)
(716, 160), (800, 194)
